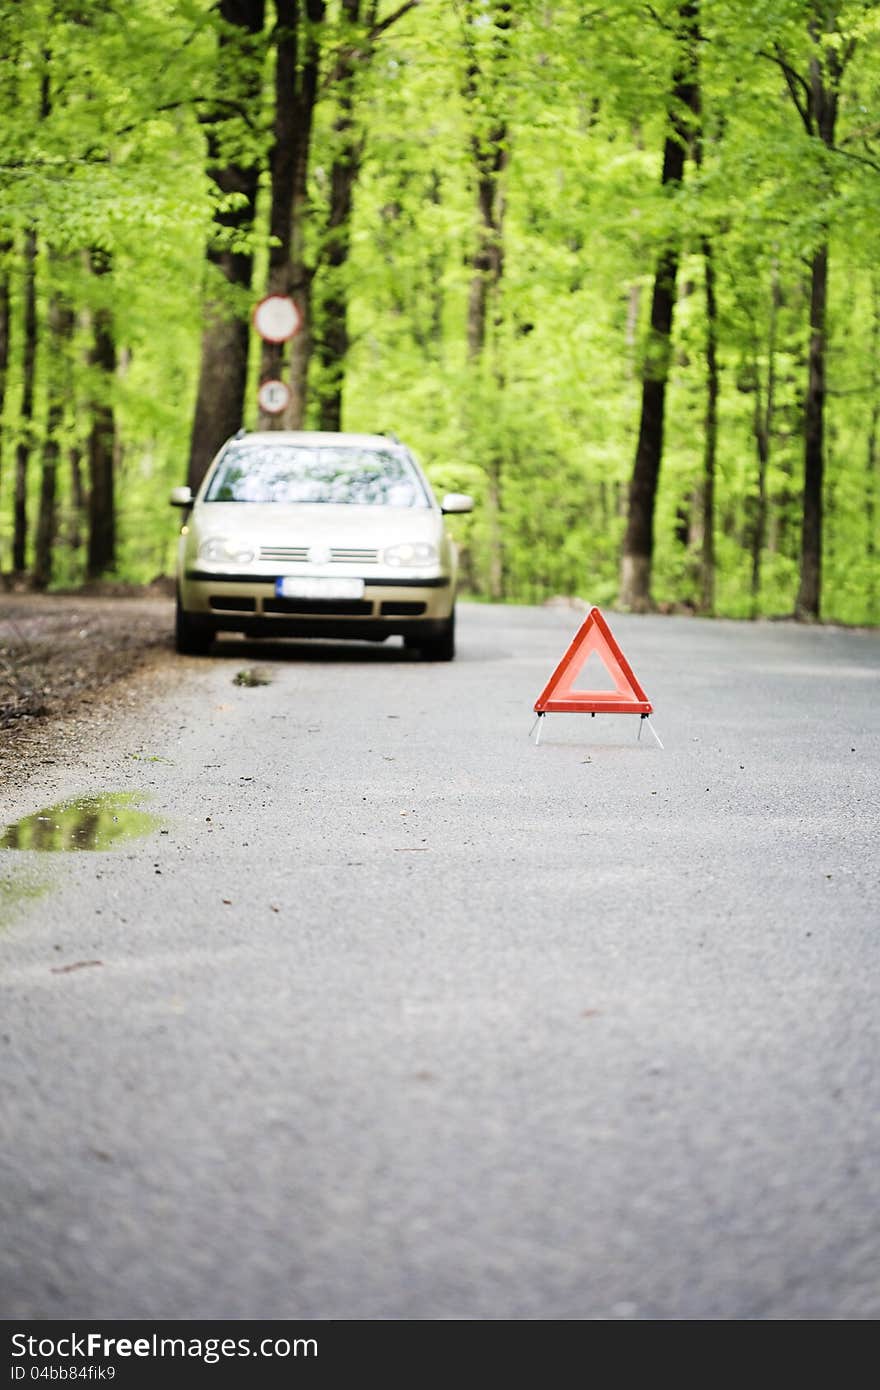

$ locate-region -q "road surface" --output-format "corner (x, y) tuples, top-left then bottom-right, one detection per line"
(1, 602), (878, 1320)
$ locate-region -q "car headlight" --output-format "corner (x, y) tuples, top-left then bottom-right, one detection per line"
(383, 542), (438, 567)
(197, 537), (255, 564)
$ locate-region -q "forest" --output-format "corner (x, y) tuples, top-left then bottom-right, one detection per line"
(0, 0), (878, 623)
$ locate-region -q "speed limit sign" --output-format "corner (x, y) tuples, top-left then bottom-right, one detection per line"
(257, 379), (291, 415)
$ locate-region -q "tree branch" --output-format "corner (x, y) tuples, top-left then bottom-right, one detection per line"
(322, 0), (419, 91)
(840, 121), (880, 148)
(0, 153), (110, 172)
(368, 0), (420, 43)
(829, 143), (880, 175)
(759, 43), (813, 133)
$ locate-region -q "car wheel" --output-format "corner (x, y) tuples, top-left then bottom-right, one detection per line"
(175, 595), (214, 656)
(413, 612), (455, 662)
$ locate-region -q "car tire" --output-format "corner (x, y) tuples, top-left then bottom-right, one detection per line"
(175, 595), (214, 656)
(412, 611), (455, 662)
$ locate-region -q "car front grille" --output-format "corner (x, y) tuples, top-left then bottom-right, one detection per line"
(258, 545), (380, 564)
(263, 598), (374, 616)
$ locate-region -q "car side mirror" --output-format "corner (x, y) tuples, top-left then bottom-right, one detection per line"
(170, 486), (193, 508)
(441, 493), (474, 514)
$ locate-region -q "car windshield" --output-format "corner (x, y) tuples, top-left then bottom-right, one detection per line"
(204, 442), (430, 508)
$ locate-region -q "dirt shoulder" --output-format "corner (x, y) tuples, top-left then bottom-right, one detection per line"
(1, 586), (176, 733)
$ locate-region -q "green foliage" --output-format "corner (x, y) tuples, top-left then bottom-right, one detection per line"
(0, 0), (878, 622)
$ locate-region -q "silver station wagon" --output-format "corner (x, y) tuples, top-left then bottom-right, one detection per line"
(170, 431), (473, 660)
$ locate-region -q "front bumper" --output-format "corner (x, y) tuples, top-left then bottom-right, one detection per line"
(180, 570), (454, 640)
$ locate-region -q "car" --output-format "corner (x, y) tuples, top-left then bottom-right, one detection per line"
(170, 430), (474, 660)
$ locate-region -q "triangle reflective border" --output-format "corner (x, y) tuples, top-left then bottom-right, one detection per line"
(534, 607), (652, 715)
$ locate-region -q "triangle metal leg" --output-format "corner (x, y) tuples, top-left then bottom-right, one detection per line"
(641, 715), (664, 749)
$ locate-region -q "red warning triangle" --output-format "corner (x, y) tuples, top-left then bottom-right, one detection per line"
(534, 607), (652, 715)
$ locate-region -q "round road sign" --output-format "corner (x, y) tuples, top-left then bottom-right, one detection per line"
(253, 295), (301, 343)
(257, 379), (291, 415)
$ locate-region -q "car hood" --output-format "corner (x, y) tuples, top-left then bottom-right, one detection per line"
(192, 502), (443, 546)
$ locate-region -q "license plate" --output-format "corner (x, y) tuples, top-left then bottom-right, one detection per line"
(275, 577), (365, 600)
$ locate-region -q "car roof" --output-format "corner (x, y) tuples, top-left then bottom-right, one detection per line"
(229, 431), (406, 449)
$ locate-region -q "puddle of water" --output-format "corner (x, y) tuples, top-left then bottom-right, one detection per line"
(0, 792), (164, 852)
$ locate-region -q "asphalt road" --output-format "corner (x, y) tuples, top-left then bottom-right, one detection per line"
(1, 602), (878, 1321)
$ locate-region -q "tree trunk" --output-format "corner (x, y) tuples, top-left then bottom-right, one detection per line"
(486, 462), (505, 600)
(189, 299), (251, 484)
(690, 68), (718, 617)
(69, 443), (85, 556)
(259, 0), (324, 430)
(13, 227), (38, 576)
(33, 425), (59, 591)
(619, 252), (680, 612)
(311, 0), (421, 429)
(314, 0), (365, 431)
(263, 0), (299, 310)
(781, 11), (844, 619)
(415, 169), (445, 356)
(698, 236), (719, 615)
(33, 293), (74, 590)
(750, 269), (778, 616)
(619, 1), (698, 612)
(187, 0), (266, 489)
(465, 0), (509, 370)
(86, 249), (117, 579)
(797, 32), (837, 622)
(0, 238), (11, 568)
(463, 0), (511, 601)
(794, 241), (828, 619)
(866, 276), (879, 623)
(259, 0), (301, 404)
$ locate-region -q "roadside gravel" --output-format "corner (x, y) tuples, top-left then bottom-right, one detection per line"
(0, 590), (177, 789)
